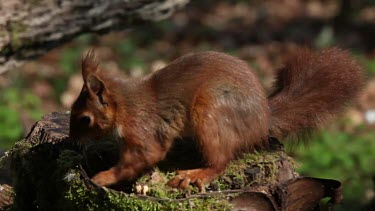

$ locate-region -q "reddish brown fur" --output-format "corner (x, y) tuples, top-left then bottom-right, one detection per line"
(69, 48), (363, 190)
(268, 48), (364, 140)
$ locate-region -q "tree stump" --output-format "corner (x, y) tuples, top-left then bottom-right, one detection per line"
(0, 112), (342, 210)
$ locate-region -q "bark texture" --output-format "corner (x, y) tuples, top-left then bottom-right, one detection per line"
(0, 0), (189, 74)
(0, 112), (343, 210)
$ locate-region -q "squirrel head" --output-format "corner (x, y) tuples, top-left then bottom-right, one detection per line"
(69, 50), (117, 142)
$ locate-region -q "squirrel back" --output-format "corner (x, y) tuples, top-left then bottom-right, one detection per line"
(268, 48), (364, 140)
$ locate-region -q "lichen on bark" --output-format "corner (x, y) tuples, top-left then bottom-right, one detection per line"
(0, 0), (190, 74)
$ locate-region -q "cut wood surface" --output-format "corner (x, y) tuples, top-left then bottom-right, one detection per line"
(0, 112), (343, 210)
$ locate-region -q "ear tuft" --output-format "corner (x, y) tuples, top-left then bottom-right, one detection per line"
(87, 75), (104, 95)
(82, 49), (99, 81)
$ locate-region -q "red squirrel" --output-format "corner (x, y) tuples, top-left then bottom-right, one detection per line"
(69, 48), (363, 191)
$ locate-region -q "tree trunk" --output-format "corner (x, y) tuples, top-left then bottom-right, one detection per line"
(0, 112), (343, 210)
(0, 0), (189, 74)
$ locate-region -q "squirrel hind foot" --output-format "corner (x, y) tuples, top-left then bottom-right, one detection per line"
(167, 168), (222, 192)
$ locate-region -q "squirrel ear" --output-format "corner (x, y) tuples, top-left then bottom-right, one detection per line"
(82, 49), (99, 82)
(87, 75), (105, 96)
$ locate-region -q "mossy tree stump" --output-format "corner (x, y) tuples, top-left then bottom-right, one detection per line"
(0, 112), (342, 210)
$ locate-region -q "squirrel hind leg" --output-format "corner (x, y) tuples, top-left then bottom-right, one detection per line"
(167, 111), (229, 191)
(168, 95), (231, 191)
(167, 105), (242, 191)
(191, 86), (269, 165)
(167, 90), (269, 191)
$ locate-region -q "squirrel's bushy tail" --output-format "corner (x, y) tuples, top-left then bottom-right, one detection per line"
(268, 48), (364, 140)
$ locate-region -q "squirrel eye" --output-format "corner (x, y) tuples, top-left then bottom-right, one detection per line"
(79, 115), (91, 126)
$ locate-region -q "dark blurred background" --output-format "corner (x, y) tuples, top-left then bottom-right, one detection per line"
(0, 0), (374, 210)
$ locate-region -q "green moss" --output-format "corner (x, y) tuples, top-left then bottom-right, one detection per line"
(8, 21), (27, 50)
(62, 171), (232, 210)
(7, 140), (233, 210)
(211, 150), (297, 190)
(7, 138), (295, 210)
(0, 44), (12, 56)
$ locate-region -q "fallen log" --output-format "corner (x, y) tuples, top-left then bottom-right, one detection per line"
(0, 0), (189, 74)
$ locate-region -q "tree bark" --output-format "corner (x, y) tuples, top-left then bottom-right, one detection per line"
(0, 0), (189, 74)
(0, 112), (343, 210)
